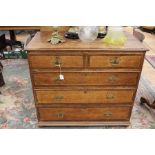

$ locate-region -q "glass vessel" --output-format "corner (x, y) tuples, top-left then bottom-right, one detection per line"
(78, 26), (98, 42)
(102, 26), (127, 45)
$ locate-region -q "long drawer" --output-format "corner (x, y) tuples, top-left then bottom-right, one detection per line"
(35, 89), (135, 104)
(32, 72), (139, 86)
(29, 55), (84, 69)
(38, 107), (131, 121)
(90, 55), (143, 68)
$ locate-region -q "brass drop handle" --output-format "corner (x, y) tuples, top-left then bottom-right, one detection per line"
(54, 96), (64, 101)
(52, 56), (62, 66)
(54, 76), (60, 81)
(104, 112), (113, 117)
(56, 112), (64, 118)
(108, 75), (118, 82)
(106, 94), (114, 100)
(110, 57), (120, 65)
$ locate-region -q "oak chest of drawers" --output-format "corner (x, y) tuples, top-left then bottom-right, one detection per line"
(26, 31), (148, 127)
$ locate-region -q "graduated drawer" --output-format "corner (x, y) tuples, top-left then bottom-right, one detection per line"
(35, 89), (135, 104)
(29, 55), (83, 69)
(32, 72), (139, 86)
(38, 107), (131, 121)
(89, 55), (143, 68)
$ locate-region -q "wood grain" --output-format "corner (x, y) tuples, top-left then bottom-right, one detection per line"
(26, 31), (147, 127)
(38, 107), (131, 121)
(90, 55), (143, 68)
(32, 72), (139, 86)
(38, 121), (130, 127)
(35, 89), (135, 104)
(25, 31), (148, 51)
(29, 55), (83, 68)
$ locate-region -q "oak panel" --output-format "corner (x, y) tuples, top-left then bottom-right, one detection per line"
(38, 107), (131, 121)
(90, 55), (143, 68)
(33, 72), (139, 86)
(29, 55), (83, 68)
(35, 89), (135, 104)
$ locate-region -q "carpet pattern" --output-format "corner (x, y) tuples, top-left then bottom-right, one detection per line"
(145, 55), (155, 68)
(0, 59), (155, 129)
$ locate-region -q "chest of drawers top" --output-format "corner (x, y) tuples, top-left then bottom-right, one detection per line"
(26, 31), (148, 52)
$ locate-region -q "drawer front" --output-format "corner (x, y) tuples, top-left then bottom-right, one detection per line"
(90, 55), (143, 68)
(35, 89), (135, 104)
(29, 55), (83, 68)
(38, 107), (131, 121)
(33, 72), (139, 86)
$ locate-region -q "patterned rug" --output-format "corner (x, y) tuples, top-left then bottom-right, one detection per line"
(0, 59), (155, 129)
(145, 55), (155, 68)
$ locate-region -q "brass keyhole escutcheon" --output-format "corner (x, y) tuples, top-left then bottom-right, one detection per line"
(83, 73), (88, 76)
(110, 57), (120, 65)
(84, 90), (88, 94)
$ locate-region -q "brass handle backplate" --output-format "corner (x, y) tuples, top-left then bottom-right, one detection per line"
(54, 76), (60, 81)
(54, 96), (64, 101)
(56, 112), (64, 118)
(104, 112), (113, 117)
(110, 57), (120, 65)
(52, 56), (62, 66)
(108, 75), (118, 83)
(106, 94), (114, 100)
(54, 76), (63, 81)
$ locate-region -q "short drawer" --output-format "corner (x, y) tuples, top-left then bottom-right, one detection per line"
(38, 107), (131, 121)
(32, 72), (139, 86)
(29, 55), (83, 68)
(35, 89), (135, 104)
(90, 55), (143, 68)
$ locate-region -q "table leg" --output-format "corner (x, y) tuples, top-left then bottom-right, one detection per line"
(9, 30), (23, 48)
(0, 61), (5, 87)
(140, 97), (155, 109)
(9, 30), (16, 41)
